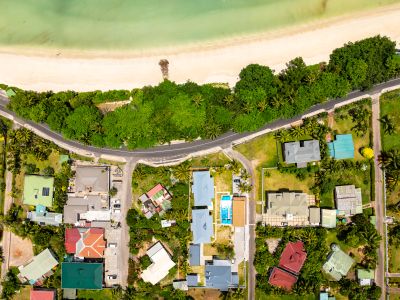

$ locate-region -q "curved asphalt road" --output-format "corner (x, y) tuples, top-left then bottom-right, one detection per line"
(0, 77), (399, 161)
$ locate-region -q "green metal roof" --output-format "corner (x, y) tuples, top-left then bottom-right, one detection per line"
(328, 134), (354, 160)
(19, 248), (58, 284)
(23, 175), (54, 207)
(357, 269), (375, 280)
(323, 246), (354, 281)
(62, 262), (103, 290)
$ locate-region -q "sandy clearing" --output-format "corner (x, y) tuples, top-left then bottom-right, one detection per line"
(0, 4), (399, 92)
(8, 233), (34, 267)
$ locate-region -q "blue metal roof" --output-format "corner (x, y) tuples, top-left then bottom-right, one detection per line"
(328, 134), (354, 160)
(189, 244), (201, 266)
(205, 260), (237, 291)
(186, 274), (199, 287)
(192, 171), (214, 207)
(320, 292), (329, 300)
(191, 208), (213, 244)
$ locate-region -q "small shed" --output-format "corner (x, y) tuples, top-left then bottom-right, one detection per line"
(357, 269), (375, 286)
(186, 274), (199, 287)
(189, 244), (201, 266)
(309, 207), (321, 226)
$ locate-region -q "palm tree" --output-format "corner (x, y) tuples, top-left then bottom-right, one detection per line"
(192, 94), (204, 107)
(257, 99), (268, 112)
(242, 102), (254, 114)
(159, 59), (169, 79)
(379, 114), (396, 135)
(270, 95), (283, 108)
(205, 123), (222, 140)
(229, 159), (242, 174)
(290, 126), (304, 139)
(172, 162), (191, 182)
(238, 181), (252, 193)
(132, 167), (146, 181)
(223, 94), (235, 106)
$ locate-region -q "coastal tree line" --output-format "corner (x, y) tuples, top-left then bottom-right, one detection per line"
(5, 35), (400, 149)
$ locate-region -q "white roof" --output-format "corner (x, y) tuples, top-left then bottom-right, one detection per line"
(141, 242), (175, 285)
(19, 249), (58, 283)
(80, 210), (111, 221)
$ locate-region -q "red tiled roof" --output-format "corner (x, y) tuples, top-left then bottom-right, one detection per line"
(268, 267), (298, 291)
(146, 184), (165, 198)
(65, 228), (106, 258)
(65, 228), (80, 253)
(78, 228), (106, 258)
(279, 241), (307, 274)
(30, 290), (55, 300)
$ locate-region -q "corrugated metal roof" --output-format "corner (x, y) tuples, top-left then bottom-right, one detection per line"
(328, 134), (354, 160)
(19, 249), (58, 283)
(189, 244), (201, 266)
(61, 262), (103, 290)
(192, 171), (214, 207)
(284, 140), (321, 165)
(191, 208), (213, 244)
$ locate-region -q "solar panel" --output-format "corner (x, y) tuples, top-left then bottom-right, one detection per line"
(42, 187), (50, 196)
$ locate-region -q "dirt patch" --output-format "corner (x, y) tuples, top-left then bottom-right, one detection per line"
(96, 100), (131, 114)
(266, 238), (281, 254)
(187, 288), (221, 300)
(9, 233), (34, 267)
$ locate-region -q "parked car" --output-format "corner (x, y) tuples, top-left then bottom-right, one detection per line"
(114, 204), (121, 208)
(107, 274), (117, 280)
(108, 243), (117, 248)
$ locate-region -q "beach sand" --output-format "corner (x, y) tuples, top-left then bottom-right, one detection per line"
(0, 4), (399, 92)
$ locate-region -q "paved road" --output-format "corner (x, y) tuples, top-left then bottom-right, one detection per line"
(1, 78), (400, 161)
(371, 93), (386, 299)
(0, 171), (14, 290)
(224, 148), (256, 300)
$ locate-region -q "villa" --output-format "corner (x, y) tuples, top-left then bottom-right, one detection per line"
(328, 134), (355, 160)
(263, 192), (310, 226)
(191, 208), (213, 244)
(269, 241), (307, 291)
(283, 140), (321, 168)
(205, 259), (239, 291)
(61, 262), (103, 290)
(27, 205), (62, 226)
(65, 227), (106, 259)
(141, 241), (176, 285)
(139, 183), (172, 219)
(323, 244), (354, 281)
(192, 170), (214, 207)
(23, 175), (54, 207)
(335, 185), (362, 216)
(18, 249), (58, 285)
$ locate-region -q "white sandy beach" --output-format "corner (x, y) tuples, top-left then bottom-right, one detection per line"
(0, 4), (399, 92)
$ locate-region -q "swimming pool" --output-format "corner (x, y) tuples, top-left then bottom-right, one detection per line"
(220, 195), (232, 225)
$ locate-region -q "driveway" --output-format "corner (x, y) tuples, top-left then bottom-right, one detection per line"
(233, 227), (245, 272)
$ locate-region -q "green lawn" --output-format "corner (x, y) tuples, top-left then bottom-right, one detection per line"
(25, 150), (62, 173)
(77, 289), (114, 300)
(380, 89), (400, 151)
(264, 169), (314, 194)
(389, 244), (400, 273)
(332, 101), (372, 161)
(190, 152), (231, 168)
(256, 290), (317, 300)
(325, 230), (362, 264)
(234, 133), (278, 168)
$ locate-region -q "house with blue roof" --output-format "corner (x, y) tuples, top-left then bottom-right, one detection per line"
(205, 259), (239, 291)
(328, 134), (354, 160)
(189, 244), (201, 266)
(192, 171), (214, 207)
(191, 208), (213, 244)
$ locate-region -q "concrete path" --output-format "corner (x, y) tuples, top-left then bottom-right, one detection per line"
(371, 93), (386, 299)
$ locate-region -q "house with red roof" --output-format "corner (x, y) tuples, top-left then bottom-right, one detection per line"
(30, 289), (56, 300)
(268, 267), (298, 291)
(278, 241), (307, 275)
(65, 227), (106, 259)
(269, 241), (307, 291)
(139, 183), (172, 219)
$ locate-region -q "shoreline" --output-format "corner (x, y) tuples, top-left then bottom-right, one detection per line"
(0, 4), (399, 92)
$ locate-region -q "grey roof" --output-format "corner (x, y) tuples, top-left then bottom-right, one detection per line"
(67, 195), (109, 210)
(28, 211), (62, 226)
(309, 207), (320, 225)
(186, 274), (199, 287)
(191, 208), (213, 244)
(189, 244), (201, 266)
(173, 280), (188, 291)
(335, 185), (362, 216)
(63, 205), (88, 224)
(205, 260), (238, 291)
(192, 171), (214, 207)
(321, 209), (337, 228)
(284, 140), (321, 166)
(75, 166), (109, 193)
(266, 192), (309, 218)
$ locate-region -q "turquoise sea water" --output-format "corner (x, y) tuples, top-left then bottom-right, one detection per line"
(0, 0), (398, 50)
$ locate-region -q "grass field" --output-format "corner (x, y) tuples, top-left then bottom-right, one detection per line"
(77, 289), (114, 300)
(264, 169), (314, 194)
(256, 290), (317, 300)
(380, 89), (400, 151)
(12, 286), (31, 300)
(389, 244), (400, 273)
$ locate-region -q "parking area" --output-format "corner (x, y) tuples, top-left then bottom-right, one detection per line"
(103, 223), (121, 287)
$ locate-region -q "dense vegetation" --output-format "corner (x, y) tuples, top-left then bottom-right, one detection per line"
(5, 36), (399, 149)
(255, 217), (381, 299)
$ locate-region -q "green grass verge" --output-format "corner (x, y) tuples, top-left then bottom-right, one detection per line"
(76, 289), (114, 300)
(380, 89), (400, 151)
